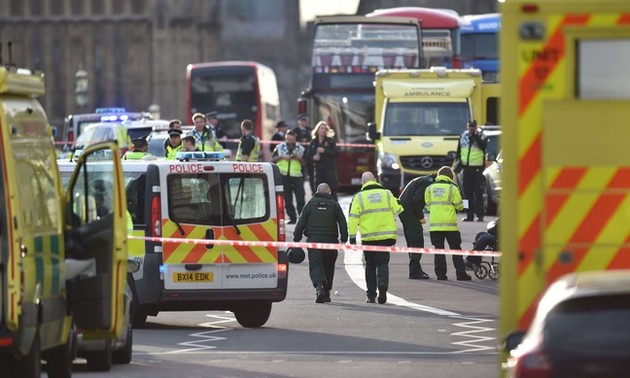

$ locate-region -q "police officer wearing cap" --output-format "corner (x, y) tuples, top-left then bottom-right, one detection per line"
(293, 183), (348, 304)
(457, 120), (488, 222)
(165, 129), (183, 159)
(206, 111), (227, 145)
(270, 120), (288, 152)
(123, 136), (153, 160)
(348, 171), (403, 304)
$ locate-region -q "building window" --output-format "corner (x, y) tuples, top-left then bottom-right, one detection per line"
(49, 0), (62, 16)
(91, 0), (103, 14)
(30, 0), (43, 16)
(112, 1), (124, 14)
(71, 0), (83, 15)
(131, 0), (145, 14)
(10, 0), (23, 16)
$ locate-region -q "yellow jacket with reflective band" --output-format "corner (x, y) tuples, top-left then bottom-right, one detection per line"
(424, 175), (464, 231)
(458, 129), (486, 167)
(236, 132), (260, 162)
(274, 142), (305, 177)
(166, 143), (183, 159)
(190, 127), (224, 152)
(123, 151), (152, 160)
(348, 180), (403, 241)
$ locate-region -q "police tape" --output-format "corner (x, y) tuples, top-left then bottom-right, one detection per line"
(128, 235), (501, 258)
(224, 138), (375, 149)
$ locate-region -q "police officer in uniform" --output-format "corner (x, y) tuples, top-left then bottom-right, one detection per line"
(123, 136), (153, 160)
(425, 166), (471, 281)
(270, 120), (288, 153)
(457, 120), (488, 222)
(348, 171), (403, 304)
(272, 130), (306, 224)
(399, 174), (436, 279)
(293, 183), (348, 303)
(236, 119), (260, 162)
(165, 129), (183, 159)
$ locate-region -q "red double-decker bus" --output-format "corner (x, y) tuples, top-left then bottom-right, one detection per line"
(298, 16), (422, 190)
(367, 7), (462, 68)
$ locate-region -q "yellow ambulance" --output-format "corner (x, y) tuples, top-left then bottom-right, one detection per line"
(0, 65), (127, 377)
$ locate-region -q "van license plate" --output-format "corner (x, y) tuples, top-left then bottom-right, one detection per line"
(173, 272), (214, 283)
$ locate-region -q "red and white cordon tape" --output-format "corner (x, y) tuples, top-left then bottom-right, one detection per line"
(224, 138), (375, 149)
(129, 235), (501, 258)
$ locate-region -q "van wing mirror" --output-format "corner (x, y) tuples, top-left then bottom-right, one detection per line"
(367, 122), (380, 141)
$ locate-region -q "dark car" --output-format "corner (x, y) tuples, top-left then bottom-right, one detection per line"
(504, 270), (630, 378)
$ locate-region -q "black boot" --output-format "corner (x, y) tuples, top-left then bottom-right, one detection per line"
(315, 282), (326, 303)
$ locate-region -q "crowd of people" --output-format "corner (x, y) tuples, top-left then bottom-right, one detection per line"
(123, 113), (492, 304)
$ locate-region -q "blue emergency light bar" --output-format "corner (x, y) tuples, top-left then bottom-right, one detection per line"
(95, 107), (127, 114)
(176, 151), (224, 161)
(100, 114), (130, 122)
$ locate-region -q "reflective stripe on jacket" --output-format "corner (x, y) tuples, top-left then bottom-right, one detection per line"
(274, 142), (305, 177)
(459, 129), (486, 167)
(424, 175), (464, 231)
(236, 132), (260, 162)
(348, 181), (403, 241)
(166, 144), (183, 159)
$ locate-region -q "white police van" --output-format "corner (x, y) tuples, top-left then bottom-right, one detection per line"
(59, 151), (289, 328)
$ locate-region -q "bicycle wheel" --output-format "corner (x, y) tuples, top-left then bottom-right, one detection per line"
(475, 262), (489, 279)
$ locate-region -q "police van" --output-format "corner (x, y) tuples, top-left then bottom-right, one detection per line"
(59, 151), (289, 328)
(0, 65), (128, 377)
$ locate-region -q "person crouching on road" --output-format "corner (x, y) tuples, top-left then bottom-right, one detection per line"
(293, 183), (348, 303)
(348, 172), (403, 304)
(424, 166), (471, 281)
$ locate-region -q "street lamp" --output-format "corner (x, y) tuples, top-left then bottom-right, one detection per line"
(75, 70), (88, 111)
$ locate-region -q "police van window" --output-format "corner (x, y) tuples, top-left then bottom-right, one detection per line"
(168, 174), (221, 225)
(223, 174), (268, 222)
(125, 173), (146, 224)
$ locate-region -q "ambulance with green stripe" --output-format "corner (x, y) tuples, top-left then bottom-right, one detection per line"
(0, 65), (128, 377)
(59, 151), (290, 329)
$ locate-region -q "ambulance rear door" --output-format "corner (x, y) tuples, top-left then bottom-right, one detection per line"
(161, 160), (279, 290)
(64, 142), (127, 339)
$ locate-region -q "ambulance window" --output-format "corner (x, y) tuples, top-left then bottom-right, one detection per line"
(578, 39), (630, 99)
(15, 152), (60, 232)
(69, 157), (116, 226)
(223, 174), (268, 223)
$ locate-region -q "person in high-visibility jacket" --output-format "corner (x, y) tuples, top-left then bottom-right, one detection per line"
(123, 136), (154, 160)
(165, 129), (184, 159)
(457, 119), (488, 222)
(272, 129), (306, 224)
(348, 171), (403, 304)
(424, 166), (471, 281)
(236, 119), (260, 162)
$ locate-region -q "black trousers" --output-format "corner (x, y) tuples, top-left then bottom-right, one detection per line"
(399, 210), (425, 276)
(282, 175), (305, 222)
(362, 239), (395, 299)
(463, 166), (485, 219)
(429, 231), (466, 278)
(307, 248), (338, 291)
(314, 165), (338, 201)
(467, 232), (497, 266)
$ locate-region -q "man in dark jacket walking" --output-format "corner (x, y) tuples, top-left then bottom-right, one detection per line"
(399, 174), (436, 280)
(293, 183), (348, 303)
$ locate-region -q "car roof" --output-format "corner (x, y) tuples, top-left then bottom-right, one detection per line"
(536, 270), (630, 317)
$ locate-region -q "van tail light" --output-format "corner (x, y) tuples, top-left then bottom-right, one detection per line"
(276, 194), (285, 242)
(150, 195), (162, 237)
(67, 131), (74, 142)
(507, 336), (551, 378)
(451, 55), (463, 69)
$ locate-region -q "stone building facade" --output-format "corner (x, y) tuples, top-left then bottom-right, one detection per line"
(0, 0), (496, 133)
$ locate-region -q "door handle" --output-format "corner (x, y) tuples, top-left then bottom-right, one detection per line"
(205, 229), (215, 249)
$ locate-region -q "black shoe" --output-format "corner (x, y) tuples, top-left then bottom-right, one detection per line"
(462, 217), (474, 222)
(315, 282), (325, 303)
(477, 218), (484, 222)
(457, 273), (472, 281)
(366, 297), (376, 303)
(437, 275), (448, 281)
(324, 290), (331, 303)
(377, 283), (387, 304)
(409, 272), (430, 280)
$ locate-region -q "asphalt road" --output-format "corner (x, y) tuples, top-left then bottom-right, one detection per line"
(56, 194), (501, 378)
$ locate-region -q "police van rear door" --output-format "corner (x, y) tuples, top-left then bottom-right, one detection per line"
(161, 160), (278, 290)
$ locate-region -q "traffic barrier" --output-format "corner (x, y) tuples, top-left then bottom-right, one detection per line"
(128, 235), (501, 257)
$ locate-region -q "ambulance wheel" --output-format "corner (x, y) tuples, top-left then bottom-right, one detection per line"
(86, 340), (112, 371)
(112, 313), (133, 364)
(233, 301), (272, 328)
(132, 305), (148, 328)
(13, 329), (42, 378)
(44, 327), (76, 378)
